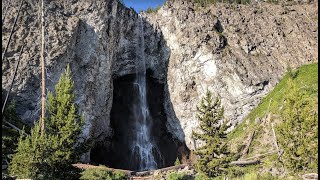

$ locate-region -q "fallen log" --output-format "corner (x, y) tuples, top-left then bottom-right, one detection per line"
(241, 150), (277, 161)
(135, 164), (188, 176)
(73, 163), (190, 177)
(72, 164), (134, 176)
(271, 122), (283, 161)
(302, 173), (318, 180)
(230, 159), (260, 166)
(240, 130), (256, 158)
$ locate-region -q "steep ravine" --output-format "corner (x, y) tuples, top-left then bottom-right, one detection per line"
(2, 0), (318, 169)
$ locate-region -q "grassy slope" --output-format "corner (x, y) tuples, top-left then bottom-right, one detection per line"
(226, 63), (318, 178)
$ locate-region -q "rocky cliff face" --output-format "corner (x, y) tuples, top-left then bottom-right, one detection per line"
(2, 0), (318, 161)
(2, 0), (171, 162)
(144, 0), (318, 149)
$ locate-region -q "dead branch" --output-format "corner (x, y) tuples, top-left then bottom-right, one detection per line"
(72, 163), (190, 177)
(2, 118), (29, 136)
(135, 164), (188, 176)
(271, 122), (283, 161)
(302, 173), (318, 180)
(72, 164), (134, 176)
(230, 159), (260, 166)
(241, 150), (277, 161)
(2, 46), (24, 114)
(240, 130), (256, 158)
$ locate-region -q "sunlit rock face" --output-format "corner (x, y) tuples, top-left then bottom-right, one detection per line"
(2, 0), (317, 165)
(144, 0), (318, 149)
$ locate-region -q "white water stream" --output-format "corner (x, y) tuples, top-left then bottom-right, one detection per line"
(130, 15), (158, 171)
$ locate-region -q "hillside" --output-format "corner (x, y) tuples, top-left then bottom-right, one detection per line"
(227, 63), (318, 179)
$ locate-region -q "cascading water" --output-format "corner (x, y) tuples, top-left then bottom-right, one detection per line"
(130, 15), (159, 171)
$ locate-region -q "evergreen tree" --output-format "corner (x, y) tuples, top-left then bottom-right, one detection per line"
(9, 65), (84, 179)
(276, 79), (318, 173)
(44, 65), (84, 178)
(9, 121), (49, 179)
(175, 157), (181, 165)
(192, 90), (232, 177)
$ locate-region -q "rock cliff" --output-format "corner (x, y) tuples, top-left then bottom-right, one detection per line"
(144, 0), (318, 149)
(2, 0), (171, 162)
(2, 0), (318, 161)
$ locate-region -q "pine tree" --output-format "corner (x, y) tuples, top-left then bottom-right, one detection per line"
(192, 90), (232, 177)
(44, 65), (84, 178)
(175, 157), (181, 165)
(9, 65), (84, 179)
(9, 121), (49, 179)
(276, 79), (318, 173)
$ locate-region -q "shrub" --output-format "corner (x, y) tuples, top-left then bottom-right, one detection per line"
(2, 101), (30, 164)
(194, 0), (251, 6)
(166, 172), (192, 180)
(195, 172), (209, 180)
(174, 157), (181, 165)
(9, 122), (49, 179)
(145, 6), (161, 13)
(287, 66), (298, 79)
(276, 79), (318, 173)
(80, 167), (127, 180)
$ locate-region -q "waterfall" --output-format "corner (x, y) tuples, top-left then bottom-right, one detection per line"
(130, 15), (159, 171)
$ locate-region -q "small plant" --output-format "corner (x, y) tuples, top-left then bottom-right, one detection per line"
(286, 66), (298, 79)
(174, 157), (181, 165)
(2, 101), (30, 164)
(80, 167), (127, 180)
(145, 6), (161, 13)
(166, 172), (192, 180)
(195, 172), (209, 180)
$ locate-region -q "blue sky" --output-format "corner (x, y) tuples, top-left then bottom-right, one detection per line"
(122, 0), (167, 12)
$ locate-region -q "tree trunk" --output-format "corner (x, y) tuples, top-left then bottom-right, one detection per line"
(40, 0), (46, 134)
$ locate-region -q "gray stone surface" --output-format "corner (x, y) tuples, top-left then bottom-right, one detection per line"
(2, 0), (318, 160)
(144, 0), (318, 149)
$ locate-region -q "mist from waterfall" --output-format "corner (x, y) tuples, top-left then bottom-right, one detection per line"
(130, 15), (159, 171)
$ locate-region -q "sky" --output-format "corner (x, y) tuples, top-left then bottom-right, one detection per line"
(122, 0), (167, 12)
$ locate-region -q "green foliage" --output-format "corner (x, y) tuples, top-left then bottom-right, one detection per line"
(46, 65), (84, 164)
(2, 101), (30, 164)
(232, 171), (278, 180)
(145, 6), (161, 13)
(228, 63), (318, 141)
(9, 65), (85, 179)
(9, 121), (49, 179)
(80, 167), (127, 180)
(193, 0), (251, 7)
(266, 0), (279, 4)
(192, 90), (233, 177)
(276, 78), (318, 173)
(195, 172), (210, 180)
(174, 157), (181, 165)
(286, 65), (298, 79)
(226, 63), (318, 177)
(166, 172), (192, 180)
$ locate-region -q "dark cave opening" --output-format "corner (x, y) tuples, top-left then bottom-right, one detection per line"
(90, 70), (187, 171)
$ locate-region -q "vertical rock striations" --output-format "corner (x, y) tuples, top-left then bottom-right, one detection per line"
(2, 0), (171, 163)
(143, 0), (318, 149)
(2, 0), (318, 160)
